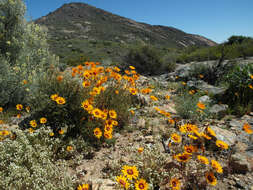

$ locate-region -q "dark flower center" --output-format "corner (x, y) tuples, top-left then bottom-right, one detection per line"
(179, 155), (188, 160)
(127, 169), (133, 175)
(207, 175), (214, 182)
(186, 148), (192, 153)
(139, 183), (145, 189)
(172, 181), (177, 187)
(119, 179), (125, 186)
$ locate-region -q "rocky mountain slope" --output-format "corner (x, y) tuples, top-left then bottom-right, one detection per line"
(2, 57), (253, 189)
(6, 69), (253, 190)
(34, 2), (217, 64)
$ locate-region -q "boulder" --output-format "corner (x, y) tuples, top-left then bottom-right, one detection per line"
(229, 153), (253, 174)
(246, 145), (253, 157)
(229, 119), (243, 129)
(199, 83), (227, 96)
(210, 104), (228, 118)
(199, 95), (212, 104)
(186, 80), (227, 96)
(210, 125), (237, 146)
(228, 137), (253, 174)
(174, 63), (192, 78)
(229, 118), (253, 146)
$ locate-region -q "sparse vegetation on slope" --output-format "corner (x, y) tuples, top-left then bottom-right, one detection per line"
(176, 36), (253, 63)
(34, 2), (216, 65)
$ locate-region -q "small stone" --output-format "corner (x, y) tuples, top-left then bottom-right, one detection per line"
(114, 133), (121, 138)
(137, 118), (146, 128)
(227, 179), (236, 186)
(135, 136), (144, 142)
(199, 95), (212, 103)
(93, 179), (115, 190)
(145, 135), (154, 143)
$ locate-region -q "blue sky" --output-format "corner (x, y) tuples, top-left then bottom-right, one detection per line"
(24, 0), (253, 43)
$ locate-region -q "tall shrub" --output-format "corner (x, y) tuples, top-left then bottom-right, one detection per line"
(222, 63), (253, 115)
(0, 0), (59, 107)
(125, 45), (168, 75)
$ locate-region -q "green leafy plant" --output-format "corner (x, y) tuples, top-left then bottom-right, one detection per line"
(175, 85), (211, 121)
(221, 63), (253, 115)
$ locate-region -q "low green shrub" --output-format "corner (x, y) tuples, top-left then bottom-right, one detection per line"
(184, 60), (237, 85)
(175, 85), (211, 121)
(65, 53), (89, 67)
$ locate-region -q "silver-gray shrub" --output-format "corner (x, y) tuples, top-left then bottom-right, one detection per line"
(0, 128), (76, 190)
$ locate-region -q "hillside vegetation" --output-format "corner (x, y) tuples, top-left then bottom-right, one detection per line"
(176, 36), (253, 63)
(34, 2), (216, 65)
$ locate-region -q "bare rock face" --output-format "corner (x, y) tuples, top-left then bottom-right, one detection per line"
(190, 34), (217, 46)
(225, 115), (253, 175)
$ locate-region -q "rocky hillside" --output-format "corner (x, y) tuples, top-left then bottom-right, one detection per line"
(4, 66), (253, 189)
(34, 2), (217, 64)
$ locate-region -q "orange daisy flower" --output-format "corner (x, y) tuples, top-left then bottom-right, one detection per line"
(243, 123), (253, 134)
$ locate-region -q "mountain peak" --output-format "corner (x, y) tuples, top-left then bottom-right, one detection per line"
(34, 2), (217, 63)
